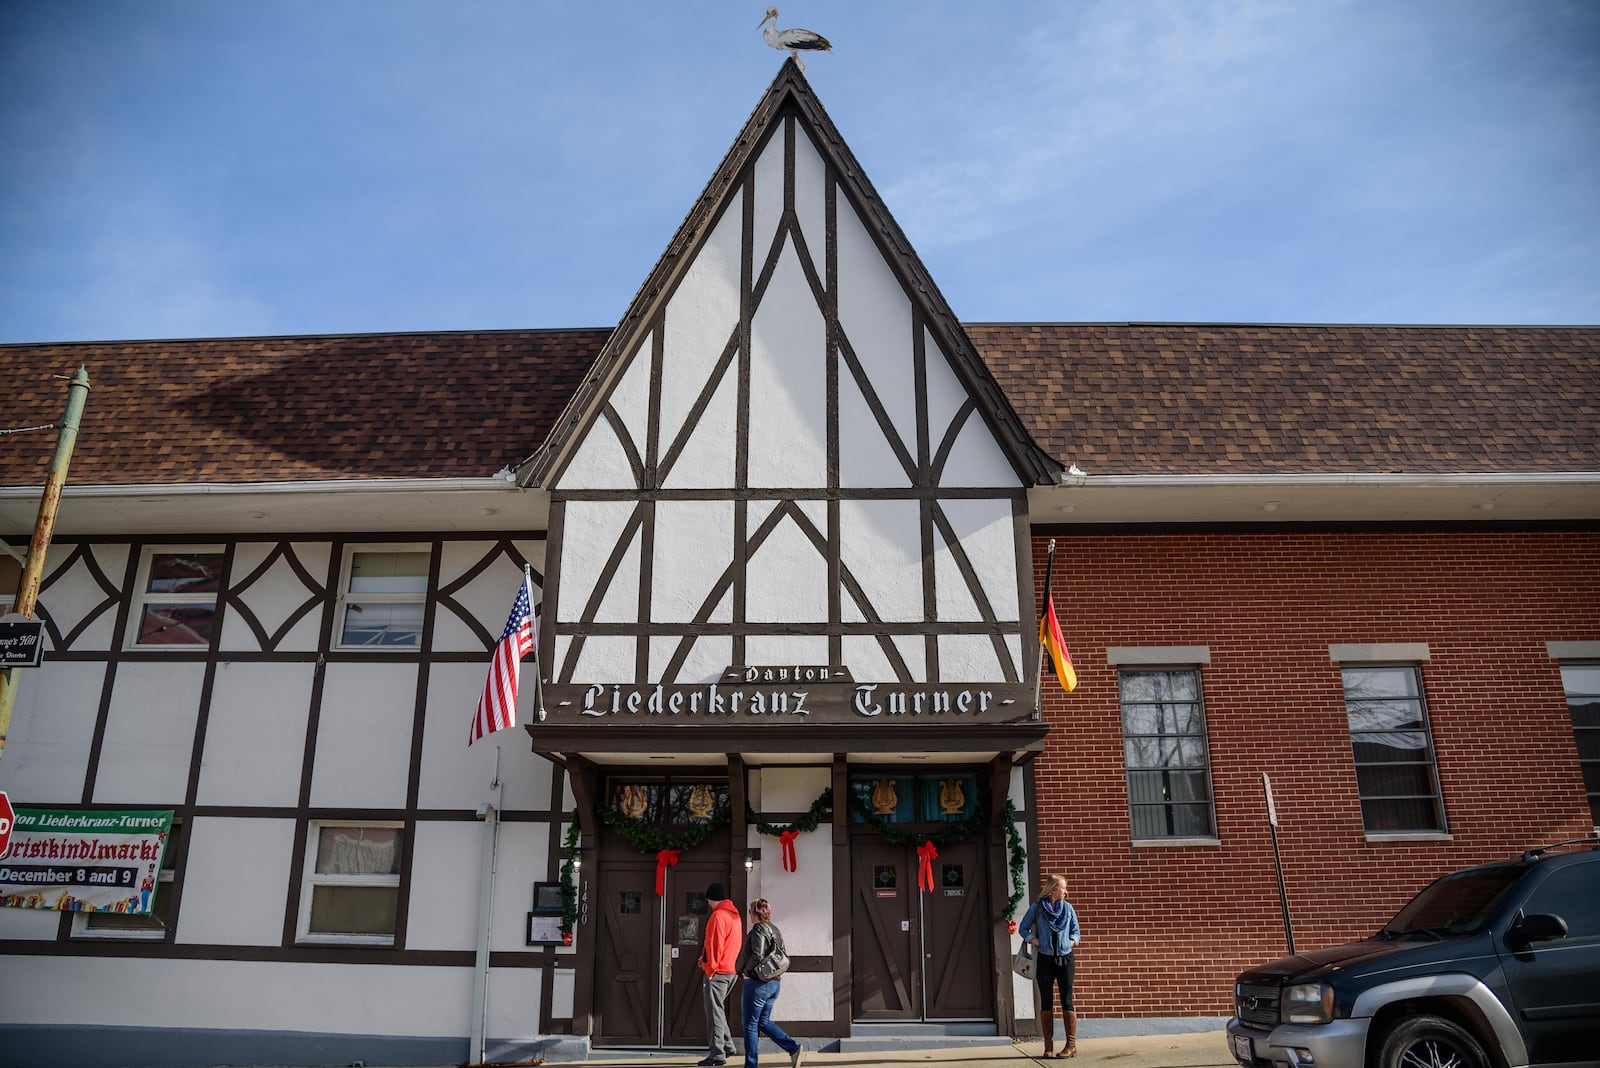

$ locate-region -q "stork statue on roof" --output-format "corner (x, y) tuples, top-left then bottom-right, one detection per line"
(758, 7), (831, 71)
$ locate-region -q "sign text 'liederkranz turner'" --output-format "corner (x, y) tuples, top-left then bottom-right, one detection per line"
(543, 680), (1031, 725)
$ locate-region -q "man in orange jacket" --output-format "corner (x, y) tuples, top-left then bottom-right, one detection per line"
(698, 883), (742, 1066)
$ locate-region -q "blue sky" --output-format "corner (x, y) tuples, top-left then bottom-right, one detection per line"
(1, 0), (1596, 344)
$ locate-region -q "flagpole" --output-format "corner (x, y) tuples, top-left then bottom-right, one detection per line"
(526, 563), (546, 723)
(1033, 538), (1056, 721)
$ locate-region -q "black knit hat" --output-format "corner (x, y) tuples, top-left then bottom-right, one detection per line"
(706, 882), (727, 902)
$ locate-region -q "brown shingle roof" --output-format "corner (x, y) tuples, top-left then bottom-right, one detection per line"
(1, 322), (1595, 488)
(0, 330), (608, 486)
(969, 322), (1600, 475)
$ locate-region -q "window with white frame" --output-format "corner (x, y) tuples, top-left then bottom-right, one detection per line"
(336, 548), (429, 648)
(130, 548), (226, 647)
(1558, 663), (1600, 828)
(298, 823), (403, 944)
(1341, 664), (1446, 833)
(1119, 669), (1217, 839)
(74, 820), (183, 940)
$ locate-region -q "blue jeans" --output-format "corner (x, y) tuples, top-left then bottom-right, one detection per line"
(740, 976), (799, 1068)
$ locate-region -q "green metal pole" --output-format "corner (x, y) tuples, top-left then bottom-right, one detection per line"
(0, 365), (91, 755)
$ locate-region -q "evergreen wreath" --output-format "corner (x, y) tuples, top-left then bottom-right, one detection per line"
(558, 812), (580, 936)
(745, 787), (833, 837)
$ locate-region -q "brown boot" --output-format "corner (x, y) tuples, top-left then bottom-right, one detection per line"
(1040, 1009), (1054, 1057)
(1062, 1010), (1078, 1058)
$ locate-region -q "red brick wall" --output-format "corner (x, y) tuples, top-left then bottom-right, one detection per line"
(1029, 528), (1599, 1019)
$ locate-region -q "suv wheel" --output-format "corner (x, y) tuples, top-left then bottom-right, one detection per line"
(1376, 1014), (1490, 1068)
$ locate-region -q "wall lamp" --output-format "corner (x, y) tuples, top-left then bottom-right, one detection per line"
(744, 850), (758, 872)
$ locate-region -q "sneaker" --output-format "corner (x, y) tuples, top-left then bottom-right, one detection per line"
(696, 1058), (726, 1066)
(790, 1046), (806, 1068)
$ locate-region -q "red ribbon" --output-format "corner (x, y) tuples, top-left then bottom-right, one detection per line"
(917, 840), (938, 892)
(779, 829), (800, 872)
(655, 848), (681, 896)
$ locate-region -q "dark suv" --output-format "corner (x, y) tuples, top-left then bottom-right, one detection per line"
(1227, 839), (1600, 1068)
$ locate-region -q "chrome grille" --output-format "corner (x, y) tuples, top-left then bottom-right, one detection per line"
(1235, 982), (1280, 1028)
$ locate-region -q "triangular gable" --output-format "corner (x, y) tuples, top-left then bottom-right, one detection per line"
(529, 60), (1047, 711)
(523, 59), (1058, 491)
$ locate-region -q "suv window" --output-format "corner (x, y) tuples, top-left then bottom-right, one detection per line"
(1382, 864), (1524, 938)
(1519, 862), (1600, 939)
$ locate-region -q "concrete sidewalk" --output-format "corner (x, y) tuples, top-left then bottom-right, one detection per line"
(569, 1030), (1233, 1067)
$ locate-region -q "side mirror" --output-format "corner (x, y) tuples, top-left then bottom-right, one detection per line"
(1508, 912), (1568, 949)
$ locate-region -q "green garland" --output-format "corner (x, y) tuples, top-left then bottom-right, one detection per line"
(746, 787), (833, 837)
(558, 811), (581, 935)
(596, 799), (732, 853)
(1003, 799), (1027, 920)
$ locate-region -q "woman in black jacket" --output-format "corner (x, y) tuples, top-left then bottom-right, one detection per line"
(736, 898), (805, 1068)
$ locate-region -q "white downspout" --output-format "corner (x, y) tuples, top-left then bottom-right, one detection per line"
(470, 747), (503, 1064)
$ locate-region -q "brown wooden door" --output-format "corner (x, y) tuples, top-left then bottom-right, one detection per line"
(593, 858), (660, 1045)
(663, 856), (736, 1048)
(921, 837), (992, 1019)
(851, 835), (992, 1021)
(851, 837), (921, 1019)
(593, 847), (734, 1048)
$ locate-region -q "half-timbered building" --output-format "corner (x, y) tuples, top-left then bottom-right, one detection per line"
(1, 61), (1596, 1067)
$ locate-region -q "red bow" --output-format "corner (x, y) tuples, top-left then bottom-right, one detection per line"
(917, 840), (938, 892)
(655, 848), (681, 896)
(779, 829), (800, 872)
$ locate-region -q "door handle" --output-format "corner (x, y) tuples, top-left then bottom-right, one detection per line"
(664, 943), (672, 984)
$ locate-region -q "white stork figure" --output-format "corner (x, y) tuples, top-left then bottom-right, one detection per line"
(758, 7), (831, 71)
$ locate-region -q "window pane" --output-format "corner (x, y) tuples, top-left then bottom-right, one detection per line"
(1570, 698), (1600, 730)
(1352, 731), (1430, 763)
(1120, 671), (1198, 703)
(309, 885), (398, 935)
(918, 775), (977, 820)
(315, 827), (401, 875)
(136, 604), (216, 646)
(146, 553), (224, 594)
(348, 552), (429, 594)
(1131, 803), (1212, 838)
(1347, 701), (1425, 732)
(1129, 770), (1210, 805)
(1355, 763), (1436, 799)
(1342, 666), (1420, 699)
(1361, 796), (1442, 832)
(340, 602), (423, 647)
(665, 782), (728, 824)
(1559, 665), (1600, 694)
(1123, 702), (1203, 735)
(1125, 736), (1206, 769)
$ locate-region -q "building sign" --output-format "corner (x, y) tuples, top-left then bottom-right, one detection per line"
(0, 619), (45, 668)
(0, 807), (173, 913)
(541, 680), (1035, 726)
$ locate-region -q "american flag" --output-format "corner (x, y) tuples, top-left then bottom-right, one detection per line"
(470, 577), (535, 746)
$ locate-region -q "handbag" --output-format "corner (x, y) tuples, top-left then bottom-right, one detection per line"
(1011, 941), (1037, 981)
(754, 923), (791, 980)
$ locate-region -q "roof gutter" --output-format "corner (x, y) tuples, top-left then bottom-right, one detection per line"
(0, 473), (524, 502)
(1051, 470), (1600, 488)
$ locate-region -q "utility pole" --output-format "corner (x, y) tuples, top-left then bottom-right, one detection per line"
(0, 365), (91, 755)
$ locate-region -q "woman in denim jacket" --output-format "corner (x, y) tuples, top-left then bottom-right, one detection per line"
(1018, 874), (1081, 1058)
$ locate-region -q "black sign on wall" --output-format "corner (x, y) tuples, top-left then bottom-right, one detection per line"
(0, 621), (45, 668)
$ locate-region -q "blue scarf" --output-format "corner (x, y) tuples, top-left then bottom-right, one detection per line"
(1040, 896), (1069, 936)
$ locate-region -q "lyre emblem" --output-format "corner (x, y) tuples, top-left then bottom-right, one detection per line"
(620, 785), (649, 819)
(870, 779), (898, 815)
(687, 784), (716, 820)
(939, 778), (966, 816)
